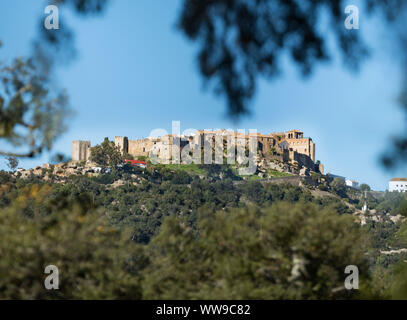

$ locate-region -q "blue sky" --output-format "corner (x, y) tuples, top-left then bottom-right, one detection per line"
(0, 0), (405, 190)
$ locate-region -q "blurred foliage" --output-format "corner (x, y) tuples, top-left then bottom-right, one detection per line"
(389, 221), (407, 299)
(143, 203), (369, 299)
(330, 178), (347, 197)
(5, 156), (19, 171)
(177, 0), (407, 117)
(0, 184), (145, 299)
(0, 47), (70, 157)
(26, 0), (407, 118)
(360, 184), (371, 192)
(0, 165), (405, 299)
(49, 152), (71, 164)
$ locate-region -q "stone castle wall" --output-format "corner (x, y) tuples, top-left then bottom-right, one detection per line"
(72, 129), (321, 172)
(128, 138), (158, 157)
(72, 140), (91, 161)
(114, 136), (128, 154)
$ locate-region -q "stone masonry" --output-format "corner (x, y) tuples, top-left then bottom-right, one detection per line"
(72, 140), (91, 161)
(72, 129), (320, 172)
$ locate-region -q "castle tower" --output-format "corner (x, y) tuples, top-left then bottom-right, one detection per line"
(283, 130), (315, 163)
(72, 140), (91, 161)
(285, 130), (304, 139)
(309, 140), (315, 162)
(114, 136), (129, 154)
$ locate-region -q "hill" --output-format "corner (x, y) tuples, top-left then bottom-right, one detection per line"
(1, 161), (407, 298)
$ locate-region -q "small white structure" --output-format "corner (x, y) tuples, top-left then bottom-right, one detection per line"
(389, 178), (407, 192)
(345, 179), (359, 189)
(362, 191), (368, 212)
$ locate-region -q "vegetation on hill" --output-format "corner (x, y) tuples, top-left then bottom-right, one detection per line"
(90, 138), (124, 167)
(143, 202), (369, 299)
(0, 160), (406, 299)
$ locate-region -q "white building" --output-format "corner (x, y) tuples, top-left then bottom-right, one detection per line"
(345, 179), (359, 189)
(389, 178), (407, 192)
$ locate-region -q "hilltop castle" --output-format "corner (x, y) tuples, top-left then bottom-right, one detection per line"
(72, 129), (322, 173)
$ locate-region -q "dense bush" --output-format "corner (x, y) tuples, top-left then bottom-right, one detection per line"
(143, 203), (369, 299)
(0, 186), (144, 299)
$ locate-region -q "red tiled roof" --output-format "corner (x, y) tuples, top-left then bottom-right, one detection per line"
(125, 159), (146, 165)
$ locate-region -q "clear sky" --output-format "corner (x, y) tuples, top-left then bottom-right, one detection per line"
(0, 0), (405, 191)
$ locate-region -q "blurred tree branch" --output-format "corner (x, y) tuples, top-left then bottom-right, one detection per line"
(0, 43), (71, 158)
(176, 0), (399, 117)
(5, 0), (407, 158)
(37, 0), (407, 119)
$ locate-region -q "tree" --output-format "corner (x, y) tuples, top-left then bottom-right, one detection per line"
(142, 202), (370, 299)
(90, 137), (124, 167)
(331, 177), (347, 197)
(0, 185), (146, 299)
(389, 216), (407, 299)
(123, 152), (134, 160)
(178, 0), (368, 117)
(30, 1), (407, 118)
(50, 152), (71, 164)
(176, 0), (407, 117)
(0, 42), (70, 158)
(171, 170), (192, 184)
(360, 184), (371, 192)
(5, 157), (18, 171)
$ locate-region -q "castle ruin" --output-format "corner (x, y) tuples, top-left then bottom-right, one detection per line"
(72, 129), (321, 173)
